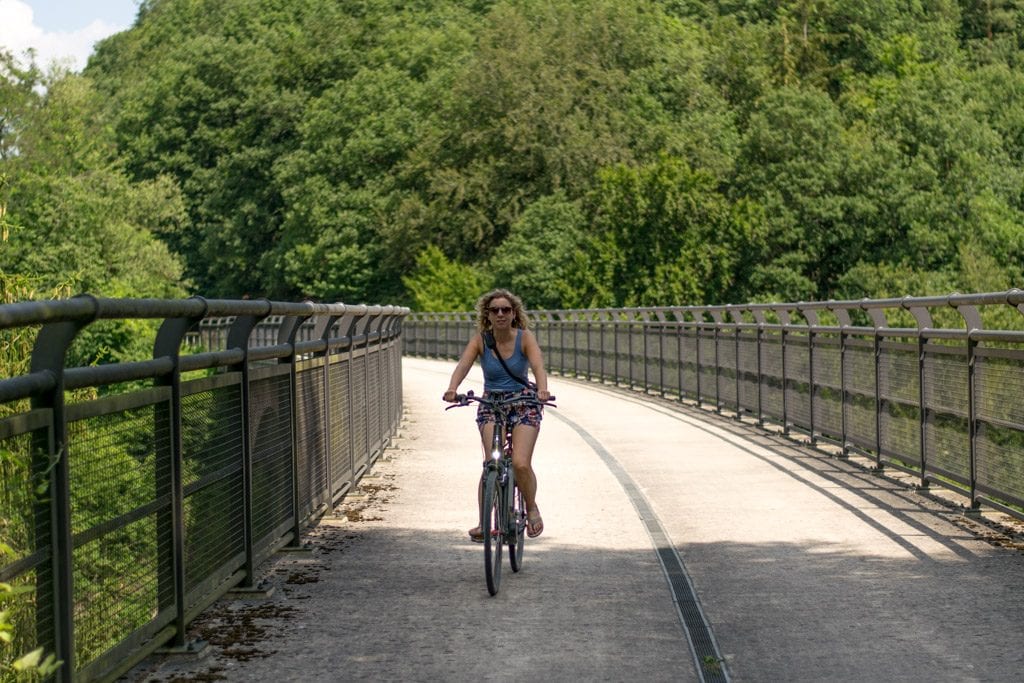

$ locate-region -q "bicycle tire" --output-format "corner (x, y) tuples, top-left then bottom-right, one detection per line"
(508, 478), (525, 572)
(482, 468), (503, 595)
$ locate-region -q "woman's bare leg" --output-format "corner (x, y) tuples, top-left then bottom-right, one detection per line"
(511, 424), (542, 535)
(468, 423), (496, 539)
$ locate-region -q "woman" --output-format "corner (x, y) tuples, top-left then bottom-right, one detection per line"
(443, 288), (551, 540)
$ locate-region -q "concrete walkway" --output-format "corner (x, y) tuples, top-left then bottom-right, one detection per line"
(125, 357), (1024, 682)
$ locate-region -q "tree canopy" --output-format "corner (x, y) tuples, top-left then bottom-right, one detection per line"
(2, 0), (1023, 311)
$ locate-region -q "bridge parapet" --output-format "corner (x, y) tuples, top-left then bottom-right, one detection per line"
(0, 296), (408, 682)
(404, 290), (1024, 524)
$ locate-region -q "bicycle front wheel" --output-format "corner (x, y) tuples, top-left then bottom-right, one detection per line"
(508, 478), (525, 572)
(481, 468), (503, 595)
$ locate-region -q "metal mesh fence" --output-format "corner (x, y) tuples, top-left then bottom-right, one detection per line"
(329, 355), (353, 493)
(975, 349), (1024, 504)
(697, 328), (717, 406)
(249, 368), (294, 549)
(878, 341), (921, 467)
(718, 331), (739, 410)
(351, 353), (369, 473)
(181, 381), (244, 597)
(660, 327), (681, 397)
(785, 334), (811, 429)
(0, 298), (408, 681)
(923, 347), (969, 484)
(66, 396), (172, 671)
(737, 329), (759, 416)
(812, 335), (843, 441)
(295, 361), (327, 517)
(368, 349), (383, 454)
(0, 414), (55, 668)
(403, 298), (1024, 519)
(843, 338), (877, 452)
(759, 332), (785, 423)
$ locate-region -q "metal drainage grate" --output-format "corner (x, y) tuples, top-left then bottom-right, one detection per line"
(553, 412), (730, 683)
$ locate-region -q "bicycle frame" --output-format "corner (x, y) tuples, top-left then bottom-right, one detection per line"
(446, 389), (554, 595)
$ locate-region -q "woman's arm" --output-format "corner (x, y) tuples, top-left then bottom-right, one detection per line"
(522, 330), (550, 401)
(443, 334), (483, 401)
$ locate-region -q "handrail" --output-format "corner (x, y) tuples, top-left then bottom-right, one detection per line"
(0, 296), (409, 682)
(402, 290), (1024, 528)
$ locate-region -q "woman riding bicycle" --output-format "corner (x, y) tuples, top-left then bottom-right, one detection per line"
(443, 288), (551, 540)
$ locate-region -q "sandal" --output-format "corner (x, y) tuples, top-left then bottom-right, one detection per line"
(527, 510), (544, 538)
(468, 526), (484, 543)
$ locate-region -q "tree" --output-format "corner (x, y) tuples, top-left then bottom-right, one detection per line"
(402, 244), (486, 312)
(732, 86), (855, 299)
(487, 192), (587, 310)
(581, 156), (757, 306)
(410, 0), (736, 263)
(1, 57), (186, 366)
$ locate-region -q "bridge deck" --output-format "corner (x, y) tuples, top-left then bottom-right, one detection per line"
(125, 357), (1024, 682)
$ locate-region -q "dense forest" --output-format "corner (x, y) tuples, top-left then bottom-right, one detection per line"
(3, 0), (1024, 313)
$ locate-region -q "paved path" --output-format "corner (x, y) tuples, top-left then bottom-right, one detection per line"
(125, 357), (1024, 682)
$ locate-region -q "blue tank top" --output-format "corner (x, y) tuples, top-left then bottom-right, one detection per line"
(481, 329), (529, 392)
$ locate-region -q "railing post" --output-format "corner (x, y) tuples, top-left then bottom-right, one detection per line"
(29, 295), (99, 683)
(834, 307), (852, 458)
(576, 311), (583, 381)
(641, 310), (650, 394)
(694, 311), (703, 408)
(732, 308), (741, 419)
(277, 310), (313, 548)
(918, 331), (928, 487)
(777, 308), (791, 435)
(153, 297), (208, 648)
(709, 310), (722, 413)
(907, 302), (932, 488)
(674, 309), (685, 402)
(372, 308), (388, 454)
(657, 311), (666, 397)
(341, 312), (360, 491)
(956, 304), (983, 511)
(804, 308), (817, 446)
(612, 312), (620, 385)
(585, 311), (593, 381)
(312, 310), (342, 501)
(226, 302), (271, 587)
(967, 332), (979, 508)
(865, 306), (887, 470)
(752, 310), (765, 426)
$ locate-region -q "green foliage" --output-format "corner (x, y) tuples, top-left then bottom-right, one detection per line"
(580, 156), (758, 306)
(0, 442), (63, 681)
(487, 193), (587, 309)
(402, 244), (486, 311)
(3, 0), (1024, 312)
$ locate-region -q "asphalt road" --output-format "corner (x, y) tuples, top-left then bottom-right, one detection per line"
(124, 356), (1024, 682)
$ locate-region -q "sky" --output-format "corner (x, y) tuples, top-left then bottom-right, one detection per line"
(0, 0), (140, 72)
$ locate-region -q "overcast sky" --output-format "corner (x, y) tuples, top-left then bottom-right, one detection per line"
(0, 0), (140, 72)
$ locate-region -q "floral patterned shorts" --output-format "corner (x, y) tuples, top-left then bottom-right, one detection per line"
(475, 389), (544, 429)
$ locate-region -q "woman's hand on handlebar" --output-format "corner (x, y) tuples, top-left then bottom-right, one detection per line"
(537, 389), (551, 403)
(443, 389), (459, 403)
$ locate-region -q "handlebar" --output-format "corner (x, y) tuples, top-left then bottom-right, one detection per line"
(444, 389), (557, 410)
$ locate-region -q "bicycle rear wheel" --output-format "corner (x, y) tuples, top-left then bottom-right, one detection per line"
(508, 479), (525, 572)
(482, 469), (503, 595)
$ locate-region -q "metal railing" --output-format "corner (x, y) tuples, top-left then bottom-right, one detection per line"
(0, 296), (408, 682)
(403, 290), (1024, 522)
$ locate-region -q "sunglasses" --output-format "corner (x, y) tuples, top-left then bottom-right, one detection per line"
(488, 306), (513, 315)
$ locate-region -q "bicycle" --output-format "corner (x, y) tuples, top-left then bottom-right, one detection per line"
(446, 389), (556, 595)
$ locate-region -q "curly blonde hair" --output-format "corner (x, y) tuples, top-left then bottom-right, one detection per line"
(475, 289), (530, 332)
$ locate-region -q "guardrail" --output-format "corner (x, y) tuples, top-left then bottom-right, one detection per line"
(0, 296), (408, 682)
(403, 290), (1024, 523)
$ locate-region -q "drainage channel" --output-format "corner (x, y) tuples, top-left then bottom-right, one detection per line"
(551, 411), (730, 683)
